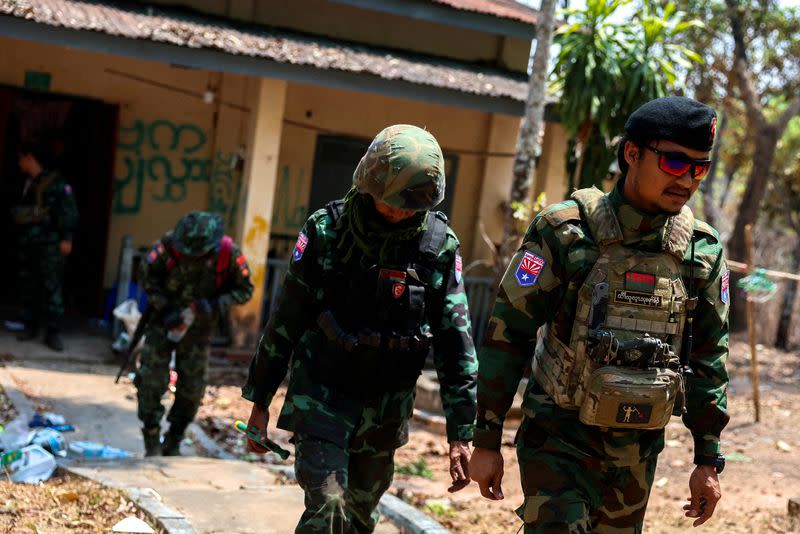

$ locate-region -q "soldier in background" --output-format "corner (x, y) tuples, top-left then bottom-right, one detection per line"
(471, 97), (730, 532)
(242, 125), (477, 533)
(12, 140), (78, 352)
(137, 211), (253, 456)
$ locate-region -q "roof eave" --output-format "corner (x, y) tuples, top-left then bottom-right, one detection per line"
(329, 0), (537, 39)
(0, 15), (526, 116)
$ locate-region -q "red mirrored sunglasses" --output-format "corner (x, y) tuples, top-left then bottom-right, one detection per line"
(644, 145), (712, 181)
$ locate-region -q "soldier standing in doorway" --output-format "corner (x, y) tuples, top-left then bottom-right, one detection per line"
(12, 139), (79, 352)
(137, 211), (253, 456)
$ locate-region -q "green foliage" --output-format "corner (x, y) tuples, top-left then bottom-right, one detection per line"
(425, 501), (457, 518)
(552, 0), (705, 190)
(394, 458), (434, 479)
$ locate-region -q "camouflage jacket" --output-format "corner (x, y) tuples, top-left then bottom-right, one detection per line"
(242, 206), (477, 448)
(475, 184), (730, 466)
(12, 170), (79, 244)
(141, 231), (254, 322)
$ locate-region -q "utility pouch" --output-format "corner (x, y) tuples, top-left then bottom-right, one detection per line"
(578, 366), (681, 430)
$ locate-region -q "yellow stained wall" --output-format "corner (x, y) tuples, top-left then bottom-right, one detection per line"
(0, 37), (255, 287)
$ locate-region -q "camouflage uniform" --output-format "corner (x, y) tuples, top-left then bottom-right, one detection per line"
(243, 125), (477, 533)
(11, 170), (78, 338)
(138, 211), (253, 455)
(475, 183), (730, 532)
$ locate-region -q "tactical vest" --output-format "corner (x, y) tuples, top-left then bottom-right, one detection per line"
(162, 234), (234, 290)
(532, 188), (692, 430)
(313, 200), (449, 396)
(11, 172), (58, 225)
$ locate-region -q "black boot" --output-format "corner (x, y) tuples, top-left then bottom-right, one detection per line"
(162, 420), (190, 456)
(142, 427), (161, 457)
(16, 324), (38, 341)
(44, 330), (64, 352)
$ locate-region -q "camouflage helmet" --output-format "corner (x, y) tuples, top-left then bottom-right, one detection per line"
(353, 124), (445, 211)
(172, 211), (224, 256)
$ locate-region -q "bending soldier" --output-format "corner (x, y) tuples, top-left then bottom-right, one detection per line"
(137, 211), (253, 456)
(242, 125), (477, 533)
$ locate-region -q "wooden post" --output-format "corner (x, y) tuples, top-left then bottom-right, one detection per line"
(744, 224), (760, 422)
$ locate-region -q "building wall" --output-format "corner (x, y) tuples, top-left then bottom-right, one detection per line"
(142, 0), (532, 72)
(0, 36), (255, 286)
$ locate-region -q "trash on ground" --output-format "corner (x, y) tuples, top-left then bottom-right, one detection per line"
(0, 417), (33, 450)
(28, 412), (75, 433)
(4, 320), (24, 331)
(725, 452), (753, 462)
(3, 444), (57, 483)
(776, 440), (792, 452)
(30, 427), (67, 457)
(112, 516), (155, 533)
(69, 441), (132, 459)
(113, 299), (142, 337)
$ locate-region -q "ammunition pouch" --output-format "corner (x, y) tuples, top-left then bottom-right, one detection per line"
(578, 366), (683, 430)
(314, 310), (432, 397)
(589, 331), (676, 369)
(11, 206), (51, 225)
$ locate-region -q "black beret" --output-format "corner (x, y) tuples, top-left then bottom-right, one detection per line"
(625, 96), (717, 151)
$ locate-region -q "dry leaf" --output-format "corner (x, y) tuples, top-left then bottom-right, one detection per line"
(655, 477), (669, 488)
(58, 491), (79, 504)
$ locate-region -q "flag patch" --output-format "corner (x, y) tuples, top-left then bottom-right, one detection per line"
(625, 272), (656, 293)
(454, 254), (463, 283)
(292, 232), (308, 262)
(515, 251), (545, 287)
(721, 270), (729, 304)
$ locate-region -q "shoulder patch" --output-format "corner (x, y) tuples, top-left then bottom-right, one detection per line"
(64, 184), (73, 195)
(515, 251), (546, 287)
(292, 232), (308, 262)
(542, 201), (581, 227)
(454, 253), (463, 283)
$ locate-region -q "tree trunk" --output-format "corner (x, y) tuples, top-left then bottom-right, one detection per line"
(775, 242), (800, 350)
(498, 0), (557, 281)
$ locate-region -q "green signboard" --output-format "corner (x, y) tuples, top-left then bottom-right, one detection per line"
(24, 70), (51, 91)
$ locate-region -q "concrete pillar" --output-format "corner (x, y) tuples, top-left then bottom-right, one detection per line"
(230, 77), (287, 348)
(471, 113), (520, 265)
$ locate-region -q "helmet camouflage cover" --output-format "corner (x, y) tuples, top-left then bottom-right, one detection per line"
(353, 124), (446, 211)
(172, 211), (224, 256)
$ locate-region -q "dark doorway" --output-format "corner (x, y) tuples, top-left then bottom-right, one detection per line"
(0, 86), (118, 322)
(307, 134), (459, 218)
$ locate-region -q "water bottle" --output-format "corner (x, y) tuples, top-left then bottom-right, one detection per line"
(68, 441), (132, 459)
(167, 306), (195, 343)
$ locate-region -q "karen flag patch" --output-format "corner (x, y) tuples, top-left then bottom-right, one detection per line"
(454, 254), (463, 283)
(292, 232), (308, 262)
(515, 251), (545, 287)
(721, 270), (730, 304)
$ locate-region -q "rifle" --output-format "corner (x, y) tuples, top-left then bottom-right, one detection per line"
(115, 306), (154, 384)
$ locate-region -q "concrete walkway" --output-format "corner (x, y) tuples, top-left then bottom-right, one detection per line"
(0, 330), (399, 533)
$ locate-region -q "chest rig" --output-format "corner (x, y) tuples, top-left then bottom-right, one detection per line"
(11, 171), (58, 226)
(532, 188), (694, 430)
(313, 200), (448, 396)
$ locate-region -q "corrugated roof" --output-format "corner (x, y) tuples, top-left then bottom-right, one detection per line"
(431, 0), (537, 25)
(0, 0), (529, 102)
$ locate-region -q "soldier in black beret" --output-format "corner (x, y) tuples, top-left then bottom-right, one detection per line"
(471, 95), (729, 533)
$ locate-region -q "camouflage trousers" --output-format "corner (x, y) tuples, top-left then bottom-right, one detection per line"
(294, 435), (395, 534)
(18, 241), (65, 331)
(135, 323), (211, 431)
(515, 416), (658, 533)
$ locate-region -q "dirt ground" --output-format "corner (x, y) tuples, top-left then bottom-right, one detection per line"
(198, 337), (800, 533)
(0, 471), (161, 534)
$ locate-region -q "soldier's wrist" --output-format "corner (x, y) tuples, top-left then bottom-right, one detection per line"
(472, 428), (502, 451)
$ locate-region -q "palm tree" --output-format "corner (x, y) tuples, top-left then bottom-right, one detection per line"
(552, 0), (703, 191)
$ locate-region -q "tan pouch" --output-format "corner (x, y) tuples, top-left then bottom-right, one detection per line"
(578, 366), (680, 430)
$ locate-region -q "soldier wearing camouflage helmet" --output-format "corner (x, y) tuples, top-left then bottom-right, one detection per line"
(137, 211), (253, 456)
(470, 97), (730, 532)
(243, 125), (477, 533)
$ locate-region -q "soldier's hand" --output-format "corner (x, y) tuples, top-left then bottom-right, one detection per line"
(469, 447), (504, 500)
(59, 240), (72, 256)
(246, 403), (271, 454)
(163, 309), (183, 330)
(447, 440), (471, 493)
(683, 465), (721, 527)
